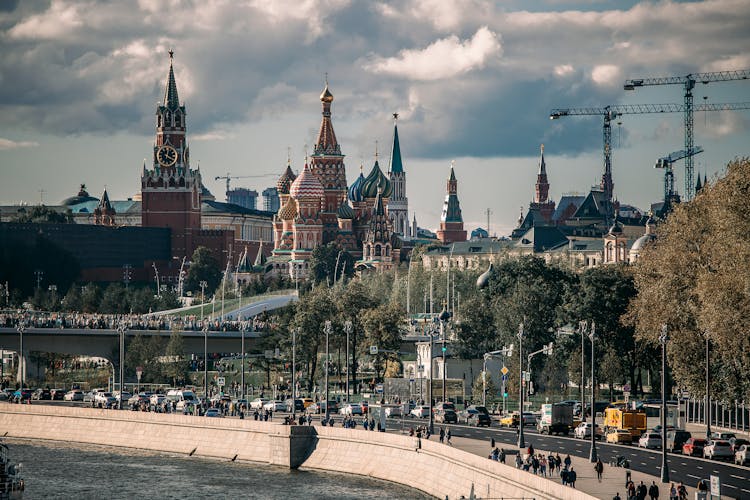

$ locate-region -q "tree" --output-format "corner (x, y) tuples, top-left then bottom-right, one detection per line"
(309, 243), (355, 285)
(11, 205), (73, 224)
(629, 158), (750, 401)
(164, 330), (190, 386)
(184, 246), (221, 294)
(81, 285), (103, 313)
(100, 283), (129, 313)
(362, 301), (404, 381)
(289, 286), (338, 391)
(471, 372), (497, 403)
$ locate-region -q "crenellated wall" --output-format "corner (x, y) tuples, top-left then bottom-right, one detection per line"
(0, 405), (594, 500)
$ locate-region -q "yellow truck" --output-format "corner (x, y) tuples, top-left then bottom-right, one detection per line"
(604, 408), (647, 438)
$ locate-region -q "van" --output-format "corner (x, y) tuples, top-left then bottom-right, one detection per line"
(167, 389), (199, 410)
(667, 430), (691, 452)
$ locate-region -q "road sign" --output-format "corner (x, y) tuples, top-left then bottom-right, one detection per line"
(217, 377), (225, 386)
(369, 345), (378, 355)
(622, 384), (631, 392)
(523, 371), (531, 382)
(501, 374), (507, 381)
(501, 366), (509, 376)
(135, 366), (143, 381)
(710, 475), (720, 497)
(375, 383), (384, 394)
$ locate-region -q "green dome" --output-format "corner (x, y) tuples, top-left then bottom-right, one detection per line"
(361, 160), (392, 199)
(337, 200), (355, 219)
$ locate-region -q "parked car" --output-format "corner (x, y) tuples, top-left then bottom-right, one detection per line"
(51, 388), (67, 400)
(458, 408), (491, 427)
(500, 412), (520, 428)
(606, 429), (633, 444)
(129, 393), (149, 406)
(205, 408), (223, 418)
(410, 405), (430, 418)
(434, 401), (455, 412)
(285, 399), (304, 413)
(574, 422), (602, 440)
(703, 440), (733, 460)
(32, 388), (51, 400)
(250, 398), (269, 410)
(682, 437), (707, 456)
(711, 432), (736, 441)
(94, 392), (117, 408)
(150, 394), (167, 406)
(384, 406), (402, 418)
(521, 412), (537, 426)
(82, 392), (96, 403)
(339, 403), (363, 416)
(64, 389), (84, 401)
(734, 444), (750, 465)
(666, 430), (691, 452)
(638, 432), (662, 449)
(262, 400), (286, 412)
(435, 409), (458, 424)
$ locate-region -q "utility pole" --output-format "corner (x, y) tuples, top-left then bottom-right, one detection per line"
(344, 321), (352, 402)
(485, 208), (492, 237)
(589, 321), (597, 462)
(659, 325), (670, 483)
(517, 322), (525, 449)
(324, 320), (332, 422)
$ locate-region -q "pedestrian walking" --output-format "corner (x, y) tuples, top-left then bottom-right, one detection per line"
(613, 493), (621, 500)
(548, 454), (556, 476)
(669, 483), (677, 500)
(540, 455), (547, 477)
(499, 448), (506, 464)
(648, 481), (659, 500)
(627, 481), (637, 500)
(568, 467), (577, 488)
(515, 454), (522, 469)
(677, 483), (687, 500)
(595, 458), (604, 481)
(446, 429), (452, 446)
(564, 454), (572, 469)
(490, 436), (495, 448)
(560, 467), (569, 486)
(637, 481), (648, 500)
(439, 427), (445, 444)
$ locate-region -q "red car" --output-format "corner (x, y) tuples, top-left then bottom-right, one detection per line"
(682, 437), (707, 456)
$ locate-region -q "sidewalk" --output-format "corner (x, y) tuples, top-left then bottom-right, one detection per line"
(427, 433), (702, 500)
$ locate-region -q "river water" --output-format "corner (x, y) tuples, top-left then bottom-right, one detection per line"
(6, 438), (430, 499)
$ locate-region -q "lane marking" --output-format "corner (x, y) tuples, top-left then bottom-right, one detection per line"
(687, 474), (700, 479)
(730, 474), (745, 479)
(724, 484), (737, 489)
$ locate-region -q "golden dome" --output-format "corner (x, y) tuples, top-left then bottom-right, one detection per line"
(320, 84), (334, 103)
(278, 197), (298, 220)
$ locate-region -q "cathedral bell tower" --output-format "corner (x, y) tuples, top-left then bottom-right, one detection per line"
(141, 50), (202, 261)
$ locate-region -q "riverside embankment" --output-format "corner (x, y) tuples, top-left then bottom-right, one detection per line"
(0, 404), (594, 500)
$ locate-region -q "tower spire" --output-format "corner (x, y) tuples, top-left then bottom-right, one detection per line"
(534, 143), (550, 204)
(164, 49), (180, 110)
(390, 113), (404, 174)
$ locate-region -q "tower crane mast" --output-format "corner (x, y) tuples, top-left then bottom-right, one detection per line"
(624, 69), (750, 200)
(655, 146), (704, 214)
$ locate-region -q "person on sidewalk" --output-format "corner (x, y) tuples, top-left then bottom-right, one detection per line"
(439, 427), (445, 444)
(568, 467), (577, 488)
(627, 481), (637, 500)
(648, 481), (659, 500)
(669, 482), (677, 500)
(446, 429), (452, 446)
(614, 493), (622, 500)
(560, 467), (569, 486)
(491, 436), (495, 448)
(515, 453), (522, 469)
(637, 481), (648, 500)
(499, 448), (506, 464)
(564, 454), (572, 469)
(595, 458), (604, 481)
(547, 453), (556, 476)
(677, 482), (687, 500)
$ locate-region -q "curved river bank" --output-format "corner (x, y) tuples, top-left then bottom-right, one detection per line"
(7, 438), (430, 499)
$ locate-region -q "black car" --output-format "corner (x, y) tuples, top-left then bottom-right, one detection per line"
(666, 430), (691, 452)
(436, 409), (458, 424)
(32, 388), (52, 400)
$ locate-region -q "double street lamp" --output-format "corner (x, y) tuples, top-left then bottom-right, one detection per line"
(16, 322), (25, 389)
(343, 320), (352, 402)
(517, 322), (526, 449)
(324, 320), (332, 422)
(659, 325), (670, 483)
(203, 321), (209, 400)
(117, 322), (127, 410)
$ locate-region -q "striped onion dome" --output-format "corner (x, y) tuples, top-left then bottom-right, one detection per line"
(276, 164), (297, 194)
(337, 198), (355, 219)
(289, 162), (324, 199)
(348, 165), (366, 202)
(278, 197), (298, 220)
(361, 159), (392, 199)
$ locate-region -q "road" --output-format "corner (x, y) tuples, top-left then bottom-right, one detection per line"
(384, 419), (750, 498)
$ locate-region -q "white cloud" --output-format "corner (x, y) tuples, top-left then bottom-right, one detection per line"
(192, 130), (235, 141)
(591, 64), (621, 87)
(363, 27), (502, 81)
(554, 64), (574, 77)
(0, 138), (39, 150)
(249, 0), (350, 41)
(8, 0), (85, 40)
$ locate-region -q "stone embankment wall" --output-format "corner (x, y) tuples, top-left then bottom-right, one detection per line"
(0, 405), (593, 500)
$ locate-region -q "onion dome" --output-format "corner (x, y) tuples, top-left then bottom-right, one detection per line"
(476, 262), (494, 289)
(337, 197), (355, 220)
(361, 159), (392, 198)
(278, 197), (298, 220)
(61, 183), (98, 206)
(608, 219), (623, 235)
(277, 164), (297, 194)
(320, 83), (334, 103)
(289, 162), (324, 199)
(348, 165), (366, 202)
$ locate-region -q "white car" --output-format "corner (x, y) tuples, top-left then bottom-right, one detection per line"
(205, 408), (223, 418)
(638, 432), (662, 449)
(734, 444), (750, 465)
(339, 403), (363, 416)
(704, 440), (733, 460)
(64, 389), (84, 401)
(262, 400), (286, 411)
(410, 405), (430, 418)
(150, 394), (167, 406)
(385, 406), (402, 418)
(574, 422), (602, 440)
(94, 392), (117, 408)
(250, 398), (269, 410)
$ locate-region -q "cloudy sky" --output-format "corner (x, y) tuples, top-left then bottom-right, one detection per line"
(1, 0), (748, 236)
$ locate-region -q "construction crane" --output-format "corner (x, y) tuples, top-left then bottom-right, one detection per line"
(624, 69), (750, 200)
(655, 146), (704, 214)
(214, 173), (277, 193)
(549, 102), (750, 211)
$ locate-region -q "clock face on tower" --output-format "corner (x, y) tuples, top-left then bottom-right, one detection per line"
(157, 145), (178, 167)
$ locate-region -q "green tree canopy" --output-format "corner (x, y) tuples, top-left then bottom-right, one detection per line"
(184, 246), (221, 295)
(309, 242), (355, 285)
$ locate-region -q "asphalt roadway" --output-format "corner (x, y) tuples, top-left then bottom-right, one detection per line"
(384, 418), (750, 499)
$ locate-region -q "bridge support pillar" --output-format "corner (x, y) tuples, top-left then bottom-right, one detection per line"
(16, 350), (27, 387)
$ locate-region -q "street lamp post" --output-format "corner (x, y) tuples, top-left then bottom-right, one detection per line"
(16, 322), (25, 389)
(240, 320), (246, 402)
(117, 322), (126, 410)
(199, 281), (208, 321)
(152, 263), (160, 298)
(659, 325), (670, 483)
(324, 320), (332, 422)
(203, 322), (209, 400)
(589, 321), (597, 462)
(344, 320), (352, 402)
(579, 321), (586, 412)
(705, 335), (711, 440)
(428, 325), (435, 435)
(439, 307), (451, 404)
(518, 322), (525, 449)
(292, 328), (298, 421)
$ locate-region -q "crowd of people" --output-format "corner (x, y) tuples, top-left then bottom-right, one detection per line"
(0, 310), (275, 333)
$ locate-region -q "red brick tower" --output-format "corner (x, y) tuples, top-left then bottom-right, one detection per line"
(141, 51), (202, 260)
(530, 144), (556, 222)
(437, 162), (467, 243)
(309, 80), (347, 244)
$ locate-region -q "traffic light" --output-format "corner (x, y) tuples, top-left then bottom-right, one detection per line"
(441, 346), (447, 353)
(503, 390), (508, 398)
